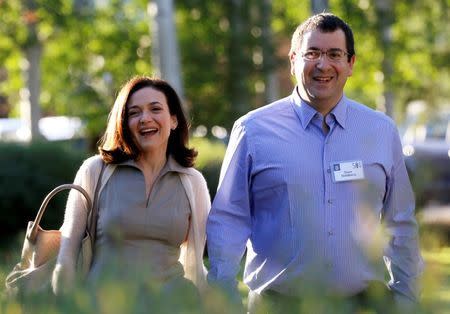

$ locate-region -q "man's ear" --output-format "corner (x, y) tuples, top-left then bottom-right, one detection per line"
(289, 52), (297, 76)
(348, 54), (356, 76)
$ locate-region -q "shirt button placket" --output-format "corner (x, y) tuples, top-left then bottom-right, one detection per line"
(323, 135), (334, 270)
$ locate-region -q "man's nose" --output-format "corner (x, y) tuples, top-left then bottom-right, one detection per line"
(315, 54), (332, 69)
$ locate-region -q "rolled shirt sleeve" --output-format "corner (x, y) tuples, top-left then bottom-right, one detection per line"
(383, 127), (424, 301)
(206, 119), (253, 297)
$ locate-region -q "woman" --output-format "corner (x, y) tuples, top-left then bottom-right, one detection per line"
(52, 76), (210, 311)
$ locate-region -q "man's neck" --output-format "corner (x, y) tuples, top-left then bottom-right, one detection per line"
(296, 87), (342, 116)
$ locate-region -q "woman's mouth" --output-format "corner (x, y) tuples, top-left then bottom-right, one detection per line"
(139, 128), (158, 136)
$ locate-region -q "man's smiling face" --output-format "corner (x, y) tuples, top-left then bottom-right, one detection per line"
(290, 28), (355, 114)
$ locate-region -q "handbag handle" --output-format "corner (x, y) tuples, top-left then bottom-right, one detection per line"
(26, 184), (92, 243)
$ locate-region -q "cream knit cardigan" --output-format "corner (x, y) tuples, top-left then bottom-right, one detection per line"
(52, 155), (210, 294)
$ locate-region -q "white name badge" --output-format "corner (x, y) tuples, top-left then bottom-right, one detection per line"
(331, 160), (365, 182)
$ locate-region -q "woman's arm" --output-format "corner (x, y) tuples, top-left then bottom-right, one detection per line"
(52, 156), (102, 294)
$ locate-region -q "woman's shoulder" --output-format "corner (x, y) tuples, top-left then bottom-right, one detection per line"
(80, 155), (103, 169)
(182, 167), (207, 183)
(169, 156), (205, 182)
(183, 167), (210, 200)
(177, 167), (209, 198)
(75, 155), (104, 180)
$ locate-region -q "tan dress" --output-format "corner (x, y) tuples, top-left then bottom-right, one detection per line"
(53, 154), (210, 308)
(88, 158), (191, 286)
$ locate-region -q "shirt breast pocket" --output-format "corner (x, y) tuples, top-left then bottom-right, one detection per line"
(358, 161), (388, 207)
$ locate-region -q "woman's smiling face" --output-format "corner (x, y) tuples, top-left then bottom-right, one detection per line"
(127, 87), (177, 156)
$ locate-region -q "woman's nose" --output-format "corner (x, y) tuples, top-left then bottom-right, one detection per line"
(140, 110), (153, 123)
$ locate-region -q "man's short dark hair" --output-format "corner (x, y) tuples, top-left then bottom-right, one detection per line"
(289, 13), (355, 62)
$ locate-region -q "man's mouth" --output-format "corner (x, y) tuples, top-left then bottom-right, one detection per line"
(314, 76), (333, 82)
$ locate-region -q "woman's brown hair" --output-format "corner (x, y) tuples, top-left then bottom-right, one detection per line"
(98, 76), (197, 167)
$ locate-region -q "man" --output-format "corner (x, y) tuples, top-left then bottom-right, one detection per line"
(206, 13), (423, 313)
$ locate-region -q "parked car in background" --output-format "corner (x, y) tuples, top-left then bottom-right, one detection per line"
(401, 106), (450, 208)
(0, 116), (85, 142)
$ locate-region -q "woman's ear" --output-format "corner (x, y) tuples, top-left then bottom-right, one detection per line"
(171, 116), (178, 130)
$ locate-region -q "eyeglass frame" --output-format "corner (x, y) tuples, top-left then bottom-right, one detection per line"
(300, 48), (351, 62)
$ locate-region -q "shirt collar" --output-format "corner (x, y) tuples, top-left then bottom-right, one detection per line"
(118, 155), (191, 175)
(291, 87), (348, 129)
(329, 96), (348, 129)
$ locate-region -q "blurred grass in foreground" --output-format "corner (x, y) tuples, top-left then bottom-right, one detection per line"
(1, 226), (450, 313)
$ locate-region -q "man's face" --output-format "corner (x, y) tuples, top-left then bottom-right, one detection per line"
(290, 29), (355, 113)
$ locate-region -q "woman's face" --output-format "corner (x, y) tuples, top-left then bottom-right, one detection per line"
(127, 87), (178, 157)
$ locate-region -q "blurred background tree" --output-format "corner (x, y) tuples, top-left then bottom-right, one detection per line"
(0, 0), (448, 141)
(0, 0), (153, 143)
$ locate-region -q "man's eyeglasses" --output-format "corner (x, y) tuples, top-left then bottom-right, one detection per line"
(301, 49), (350, 62)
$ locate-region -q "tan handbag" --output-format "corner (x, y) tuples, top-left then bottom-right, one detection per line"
(5, 182), (99, 295)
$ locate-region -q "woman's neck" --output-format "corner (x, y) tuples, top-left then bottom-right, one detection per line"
(136, 150), (168, 199)
(136, 149), (167, 175)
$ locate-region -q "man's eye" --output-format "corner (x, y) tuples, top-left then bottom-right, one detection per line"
(305, 51), (320, 58)
(328, 51), (342, 59)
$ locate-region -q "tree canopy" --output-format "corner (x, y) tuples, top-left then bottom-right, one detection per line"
(0, 0), (448, 141)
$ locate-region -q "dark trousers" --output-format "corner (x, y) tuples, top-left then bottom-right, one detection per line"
(248, 281), (396, 314)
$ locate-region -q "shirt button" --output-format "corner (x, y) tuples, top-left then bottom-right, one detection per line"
(327, 169), (331, 173)
(326, 262), (333, 269)
(328, 231), (333, 236)
(327, 199), (333, 204)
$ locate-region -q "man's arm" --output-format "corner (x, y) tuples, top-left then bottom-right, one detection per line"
(383, 127), (424, 302)
(206, 119), (253, 300)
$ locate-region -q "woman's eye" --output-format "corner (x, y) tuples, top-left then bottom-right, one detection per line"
(128, 111), (139, 117)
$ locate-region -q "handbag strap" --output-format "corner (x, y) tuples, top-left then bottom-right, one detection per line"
(87, 161), (106, 250)
(27, 184), (92, 243)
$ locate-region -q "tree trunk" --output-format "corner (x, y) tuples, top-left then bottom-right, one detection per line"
(261, 0), (278, 103)
(227, 0), (249, 121)
(311, 0), (329, 14)
(375, 0), (395, 118)
(74, 0), (94, 14)
(148, 0), (185, 105)
(25, 44), (42, 140)
(21, 0), (42, 141)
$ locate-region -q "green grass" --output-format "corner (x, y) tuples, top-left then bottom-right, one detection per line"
(190, 137), (226, 169)
(420, 247), (450, 310)
(1, 230), (450, 313)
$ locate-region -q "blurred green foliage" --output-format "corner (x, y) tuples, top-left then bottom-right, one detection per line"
(1, 241), (450, 313)
(191, 137), (226, 198)
(0, 137), (223, 242)
(0, 0), (448, 140)
(0, 141), (88, 241)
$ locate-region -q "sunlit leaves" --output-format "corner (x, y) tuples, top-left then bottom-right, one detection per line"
(0, 0), (448, 139)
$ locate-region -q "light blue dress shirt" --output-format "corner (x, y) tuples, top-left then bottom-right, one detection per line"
(206, 89), (423, 301)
